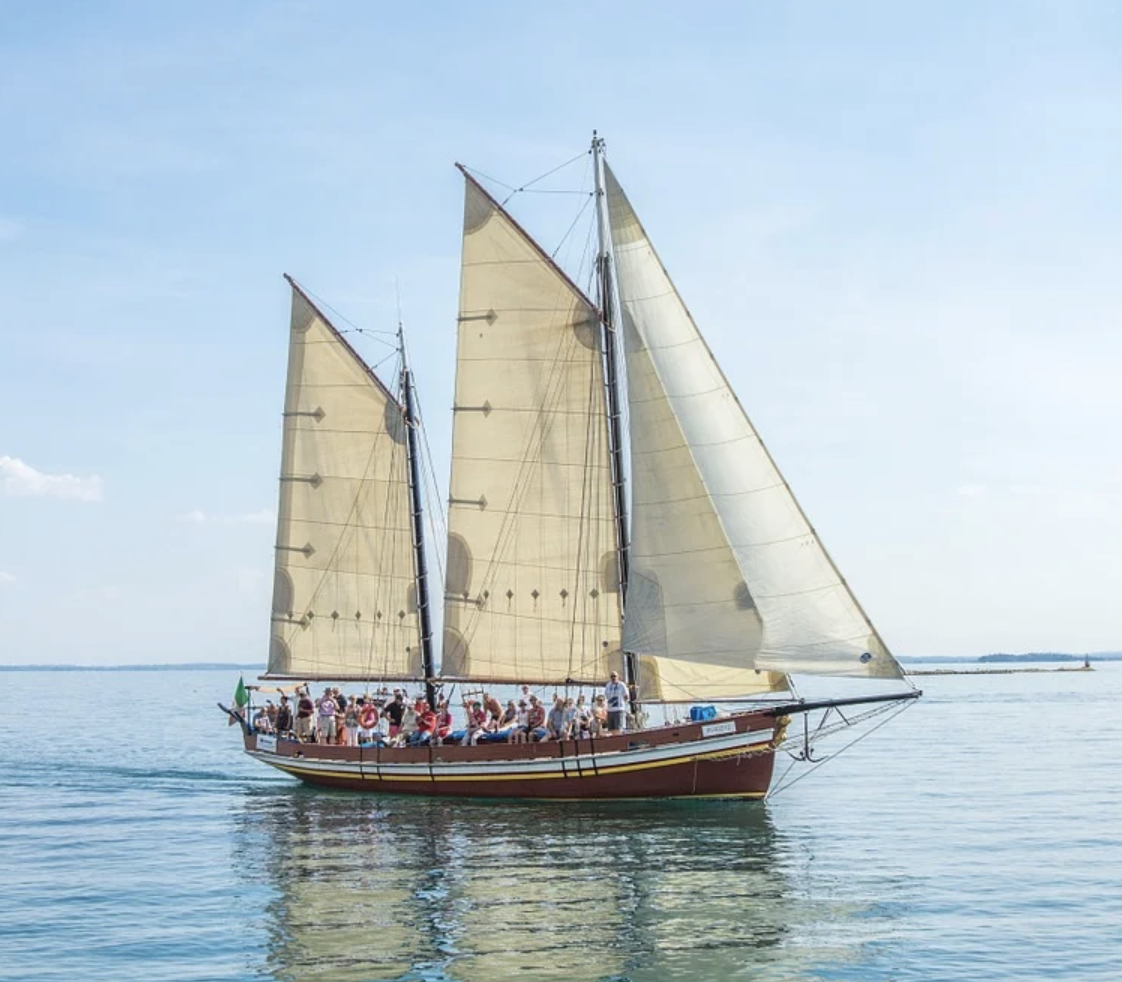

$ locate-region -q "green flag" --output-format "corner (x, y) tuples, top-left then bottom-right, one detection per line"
(234, 675), (249, 708)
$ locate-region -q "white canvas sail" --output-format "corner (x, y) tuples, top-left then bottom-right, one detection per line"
(441, 174), (622, 684)
(267, 280), (422, 680)
(605, 164), (904, 685)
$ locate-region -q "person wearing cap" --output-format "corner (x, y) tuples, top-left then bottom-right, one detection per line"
(604, 671), (629, 734)
(317, 687), (337, 743)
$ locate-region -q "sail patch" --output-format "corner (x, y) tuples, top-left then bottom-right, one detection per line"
(463, 181), (496, 235)
(446, 532), (473, 597)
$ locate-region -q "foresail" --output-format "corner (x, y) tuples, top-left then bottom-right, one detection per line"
(267, 281), (422, 680)
(442, 174), (622, 685)
(605, 165), (903, 686)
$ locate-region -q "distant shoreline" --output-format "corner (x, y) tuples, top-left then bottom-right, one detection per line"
(902, 652), (1121, 664)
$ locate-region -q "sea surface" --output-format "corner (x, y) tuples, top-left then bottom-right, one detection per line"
(1, 663), (1119, 982)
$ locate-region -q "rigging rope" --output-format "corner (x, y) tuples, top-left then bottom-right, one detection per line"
(498, 150), (590, 207)
(299, 285), (400, 347)
(766, 698), (918, 798)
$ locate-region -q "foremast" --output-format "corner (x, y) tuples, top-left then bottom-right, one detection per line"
(399, 325), (437, 708)
(592, 132), (638, 703)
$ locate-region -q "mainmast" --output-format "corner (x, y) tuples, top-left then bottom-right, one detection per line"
(592, 132), (638, 700)
(399, 325), (437, 708)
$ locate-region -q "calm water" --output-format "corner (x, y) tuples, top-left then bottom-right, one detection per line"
(1, 664), (1119, 981)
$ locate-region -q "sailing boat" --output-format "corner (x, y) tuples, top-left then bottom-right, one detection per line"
(226, 135), (919, 799)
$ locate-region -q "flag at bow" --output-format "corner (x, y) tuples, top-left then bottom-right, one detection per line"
(228, 675), (250, 726)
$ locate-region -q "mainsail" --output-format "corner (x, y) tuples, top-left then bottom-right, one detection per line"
(267, 279), (422, 680)
(441, 173), (623, 684)
(604, 164), (904, 695)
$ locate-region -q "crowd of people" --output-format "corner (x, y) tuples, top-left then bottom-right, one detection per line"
(250, 671), (635, 749)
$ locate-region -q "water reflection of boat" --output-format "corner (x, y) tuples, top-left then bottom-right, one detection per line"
(241, 788), (795, 981)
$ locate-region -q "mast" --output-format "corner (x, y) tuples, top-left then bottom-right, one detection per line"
(592, 132), (639, 701)
(399, 325), (437, 708)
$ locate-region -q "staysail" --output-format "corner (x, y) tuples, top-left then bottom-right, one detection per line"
(441, 172), (623, 684)
(267, 279), (422, 680)
(604, 164), (904, 698)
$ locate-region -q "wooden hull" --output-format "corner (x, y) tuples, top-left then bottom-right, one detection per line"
(243, 710), (783, 800)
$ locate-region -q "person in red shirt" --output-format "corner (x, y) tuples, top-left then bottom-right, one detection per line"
(435, 699), (453, 744)
(525, 696), (547, 742)
(466, 700), (488, 745)
(410, 701), (437, 746)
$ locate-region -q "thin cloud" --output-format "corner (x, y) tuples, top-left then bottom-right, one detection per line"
(177, 508), (275, 525)
(0, 571), (16, 586)
(956, 485), (987, 498)
(0, 456), (103, 501)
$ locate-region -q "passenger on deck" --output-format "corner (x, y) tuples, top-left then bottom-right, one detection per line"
(334, 716), (347, 746)
(410, 701), (437, 746)
(591, 694), (608, 736)
(398, 700), (419, 746)
(604, 671), (629, 735)
(509, 700), (530, 743)
(333, 694), (350, 746)
(358, 698), (380, 744)
(435, 699), (453, 744)
(466, 700), (488, 745)
(526, 695), (547, 741)
(253, 706), (273, 734)
(382, 691), (406, 740)
(274, 695), (293, 737)
(575, 695), (591, 739)
(317, 688), (338, 743)
(295, 688), (315, 741)
(561, 697), (577, 739)
(484, 700), (518, 742)
(483, 692), (503, 725)
(546, 697), (567, 740)
(343, 697), (360, 746)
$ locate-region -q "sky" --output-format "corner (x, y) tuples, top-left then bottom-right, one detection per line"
(2, 0), (1120, 664)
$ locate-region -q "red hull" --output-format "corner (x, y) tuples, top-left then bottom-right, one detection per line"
(243, 710), (785, 800)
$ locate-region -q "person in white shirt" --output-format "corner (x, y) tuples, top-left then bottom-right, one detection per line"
(604, 671), (629, 734)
